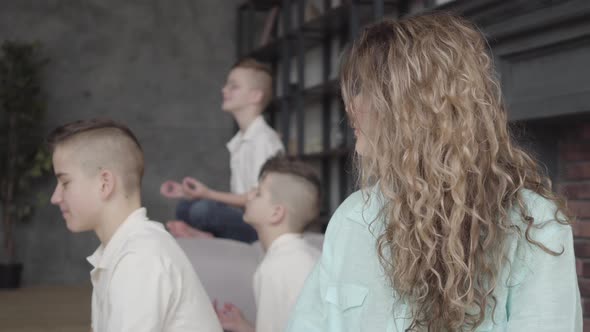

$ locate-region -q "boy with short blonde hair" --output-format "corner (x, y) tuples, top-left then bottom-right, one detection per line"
(214, 155), (321, 332)
(162, 58), (284, 243)
(48, 118), (222, 332)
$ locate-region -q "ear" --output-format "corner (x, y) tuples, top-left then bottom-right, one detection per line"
(269, 204), (286, 225)
(249, 88), (264, 105)
(99, 169), (116, 200)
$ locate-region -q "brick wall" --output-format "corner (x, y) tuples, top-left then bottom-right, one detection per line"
(557, 121), (590, 329)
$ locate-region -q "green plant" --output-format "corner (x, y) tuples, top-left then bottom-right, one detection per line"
(0, 40), (51, 263)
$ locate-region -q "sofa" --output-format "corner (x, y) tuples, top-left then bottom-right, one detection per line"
(176, 232), (324, 323)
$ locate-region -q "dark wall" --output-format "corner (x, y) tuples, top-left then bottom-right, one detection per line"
(0, 0), (240, 285)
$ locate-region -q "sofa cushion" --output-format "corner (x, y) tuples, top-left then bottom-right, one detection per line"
(177, 232), (324, 323)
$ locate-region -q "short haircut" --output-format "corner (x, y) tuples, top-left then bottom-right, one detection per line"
(259, 155), (321, 231)
(47, 118), (144, 195)
(232, 58), (273, 109)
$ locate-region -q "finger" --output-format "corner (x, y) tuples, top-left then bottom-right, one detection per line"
(181, 179), (194, 188)
(163, 180), (178, 188)
(182, 185), (195, 195)
(183, 176), (196, 184)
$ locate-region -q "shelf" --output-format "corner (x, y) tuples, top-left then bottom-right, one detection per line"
(237, 1), (387, 216)
(238, 0), (281, 11)
(269, 78), (340, 112)
(246, 5), (347, 61)
(301, 78), (340, 102)
(245, 1), (398, 61)
(297, 147), (352, 161)
(248, 38), (281, 62)
(300, 5), (351, 38)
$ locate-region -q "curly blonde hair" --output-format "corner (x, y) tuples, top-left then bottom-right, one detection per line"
(340, 13), (571, 331)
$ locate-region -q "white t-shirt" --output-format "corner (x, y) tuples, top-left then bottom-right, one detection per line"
(253, 233), (320, 332)
(87, 208), (223, 332)
(226, 116), (284, 194)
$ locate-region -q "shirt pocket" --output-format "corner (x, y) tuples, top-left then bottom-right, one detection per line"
(324, 283), (369, 332)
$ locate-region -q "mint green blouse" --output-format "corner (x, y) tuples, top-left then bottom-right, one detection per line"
(287, 189), (582, 331)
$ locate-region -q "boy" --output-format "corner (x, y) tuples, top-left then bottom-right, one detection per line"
(48, 118), (222, 332)
(162, 58), (284, 243)
(213, 155), (321, 332)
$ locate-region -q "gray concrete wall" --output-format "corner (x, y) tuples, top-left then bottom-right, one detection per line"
(0, 0), (241, 285)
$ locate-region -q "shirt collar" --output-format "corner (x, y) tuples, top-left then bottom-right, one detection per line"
(87, 208), (148, 269)
(266, 233), (303, 254)
(226, 116), (266, 152)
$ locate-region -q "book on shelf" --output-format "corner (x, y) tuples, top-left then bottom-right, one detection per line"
(259, 6), (279, 46)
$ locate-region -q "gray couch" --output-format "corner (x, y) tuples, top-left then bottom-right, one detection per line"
(177, 233), (324, 323)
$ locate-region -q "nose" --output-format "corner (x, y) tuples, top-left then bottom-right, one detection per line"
(50, 184), (62, 205)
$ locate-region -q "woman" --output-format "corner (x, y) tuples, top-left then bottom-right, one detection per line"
(286, 13), (581, 331)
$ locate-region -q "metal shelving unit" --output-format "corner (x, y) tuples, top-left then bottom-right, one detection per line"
(236, 0), (409, 225)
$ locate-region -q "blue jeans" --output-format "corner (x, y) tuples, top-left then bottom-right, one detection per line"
(175, 199), (258, 243)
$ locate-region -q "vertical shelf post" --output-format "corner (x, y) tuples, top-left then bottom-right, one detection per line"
(321, 0), (332, 216)
(374, 0), (384, 20)
(349, 0), (360, 40)
(296, 0), (306, 155)
(237, 5), (244, 58)
(280, 0), (292, 150)
(246, 2), (255, 53)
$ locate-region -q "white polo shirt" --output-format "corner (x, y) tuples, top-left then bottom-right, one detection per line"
(253, 233), (320, 332)
(87, 208), (223, 332)
(226, 116), (284, 195)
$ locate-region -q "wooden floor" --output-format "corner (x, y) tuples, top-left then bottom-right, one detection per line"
(0, 285), (91, 332)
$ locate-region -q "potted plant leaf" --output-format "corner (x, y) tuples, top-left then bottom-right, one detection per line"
(0, 40), (51, 289)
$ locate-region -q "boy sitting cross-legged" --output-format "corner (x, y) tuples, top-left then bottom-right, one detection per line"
(213, 155), (321, 332)
(162, 58), (284, 243)
(48, 118), (222, 332)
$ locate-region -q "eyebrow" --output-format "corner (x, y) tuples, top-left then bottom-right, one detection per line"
(55, 172), (68, 179)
